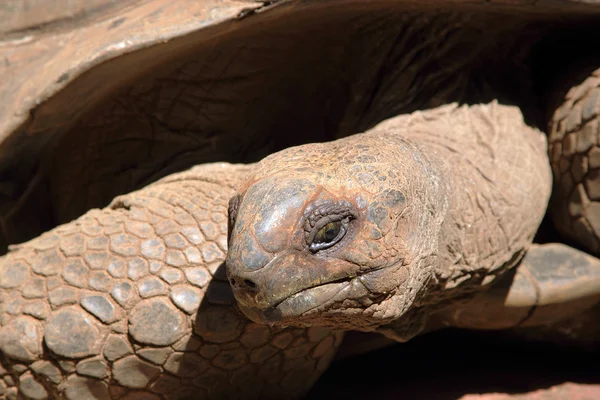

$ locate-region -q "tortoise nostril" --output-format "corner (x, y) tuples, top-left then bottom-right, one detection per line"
(244, 279), (257, 290)
(229, 275), (259, 294)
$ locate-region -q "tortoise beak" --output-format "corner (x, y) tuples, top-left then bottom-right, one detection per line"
(227, 241), (361, 323)
(227, 251), (302, 310)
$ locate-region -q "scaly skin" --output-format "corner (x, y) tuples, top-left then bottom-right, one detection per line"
(0, 163), (341, 400)
(2, 3), (600, 399)
(549, 67), (600, 254)
(0, 105), (599, 399)
(435, 243), (600, 333)
(226, 102), (552, 338)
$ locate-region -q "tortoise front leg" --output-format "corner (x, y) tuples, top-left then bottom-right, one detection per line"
(0, 163), (342, 400)
(437, 243), (600, 335)
(548, 65), (600, 254)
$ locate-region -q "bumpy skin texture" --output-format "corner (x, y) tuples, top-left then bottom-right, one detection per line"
(438, 243), (600, 332)
(2, 3), (600, 399)
(0, 163), (341, 400)
(549, 67), (600, 254)
(227, 102), (552, 338)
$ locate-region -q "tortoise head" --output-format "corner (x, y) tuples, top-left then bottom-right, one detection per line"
(226, 132), (447, 330)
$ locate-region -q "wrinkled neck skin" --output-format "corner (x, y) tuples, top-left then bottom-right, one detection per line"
(377, 103), (551, 340)
(227, 103), (551, 340)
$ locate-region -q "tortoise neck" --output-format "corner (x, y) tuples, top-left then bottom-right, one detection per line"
(397, 103), (551, 302)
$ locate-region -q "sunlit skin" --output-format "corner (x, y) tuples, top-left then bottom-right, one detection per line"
(226, 104), (552, 338)
(226, 139), (428, 331)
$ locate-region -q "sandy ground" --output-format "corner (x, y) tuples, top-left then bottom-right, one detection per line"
(307, 329), (599, 399)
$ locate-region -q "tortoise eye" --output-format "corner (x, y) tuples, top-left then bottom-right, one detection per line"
(309, 218), (349, 252)
(316, 222), (341, 243)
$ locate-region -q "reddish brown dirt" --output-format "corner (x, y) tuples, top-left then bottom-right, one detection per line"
(461, 382), (600, 400)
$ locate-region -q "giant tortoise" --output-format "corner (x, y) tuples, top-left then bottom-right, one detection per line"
(1, 0), (600, 399)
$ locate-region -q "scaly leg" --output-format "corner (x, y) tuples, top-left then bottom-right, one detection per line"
(0, 163), (342, 400)
(437, 243), (600, 343)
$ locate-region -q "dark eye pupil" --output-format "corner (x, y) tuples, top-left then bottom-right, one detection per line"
(309, 217), (351, 252)
(317, 222), (341, 243)
(324, 227), (338, 241)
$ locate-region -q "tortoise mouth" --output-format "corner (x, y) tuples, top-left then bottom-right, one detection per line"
(242, 279), (354, 325)
(236, 270), (394, 329)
